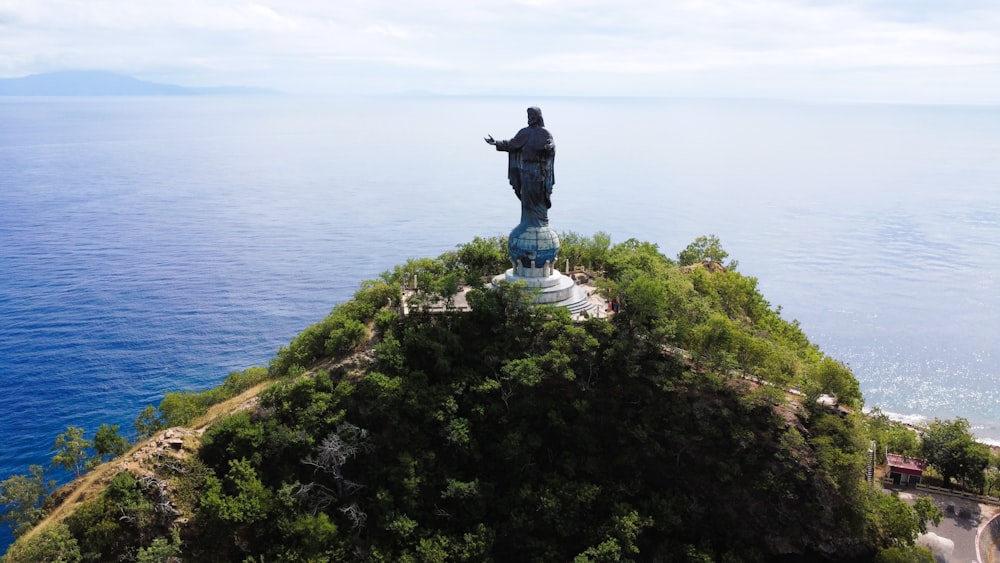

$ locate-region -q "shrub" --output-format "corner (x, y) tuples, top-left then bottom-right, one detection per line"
(3, 523), (81, 562)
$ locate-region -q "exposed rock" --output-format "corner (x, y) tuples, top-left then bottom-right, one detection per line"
(680, 259), (727, 274)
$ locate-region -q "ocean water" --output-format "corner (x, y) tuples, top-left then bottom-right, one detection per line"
(1, 95), (998, 551)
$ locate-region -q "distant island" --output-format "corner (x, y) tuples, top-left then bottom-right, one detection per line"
(0, 70), (278, 96)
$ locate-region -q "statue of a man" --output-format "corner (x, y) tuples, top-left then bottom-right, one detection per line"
(485, 107), (555, 227)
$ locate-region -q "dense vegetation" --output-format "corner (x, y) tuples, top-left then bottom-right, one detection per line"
(4, 234), (959, 561)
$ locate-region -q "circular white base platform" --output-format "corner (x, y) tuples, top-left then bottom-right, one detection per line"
(492, 269), (597, 315)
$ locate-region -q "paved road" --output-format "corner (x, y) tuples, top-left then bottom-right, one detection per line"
(895, 487), (998, 562)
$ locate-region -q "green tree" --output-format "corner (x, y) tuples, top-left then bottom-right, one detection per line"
(158, 391), (207, 427)
(985, 450), (1000, 496)
(352, 279), (402, 316)
(135, 529), (182, 563)
(325, 317), (367, 355)
(455, 235), (509, 287)
(874, 545), (935, 563)
(677, 234), (732, 267)
(381, 256), (448, 289)
(87, 424), (129, 470)
(63, 471), (161, 561)
(920, 417), (990, 490)
(61, 235), (919, 561)
(616, 273), (671, 338)
(51, 426), (91, 478)
(199, 458), (273, 527)
(867, 490), (925, 547)
(0, 465), (54, 537)
(558, 231), (612, 272)
(605, 238), (672, 280)
(810, 356), (863, 408)
(2, 523), (82, 562)
(133, 405), (165, 441)
(911, 497), (943, 533)
(866, 408), (920, 463)
(581, 231), (612, 270)
(273, 512), (345, 561)
(688, 312), (738, 371)
(216, 366), (270, 398)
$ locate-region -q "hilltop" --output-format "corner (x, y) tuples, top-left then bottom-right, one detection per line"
(2, 234), (939, 562)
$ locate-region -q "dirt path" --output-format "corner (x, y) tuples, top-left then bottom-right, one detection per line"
(17, 379), (274, 546)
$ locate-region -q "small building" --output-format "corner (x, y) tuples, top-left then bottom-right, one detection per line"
(886, 453), (928, 486)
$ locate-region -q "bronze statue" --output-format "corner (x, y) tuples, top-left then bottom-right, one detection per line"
(483, 107), (592, 314)
(485, 107), (555, 227)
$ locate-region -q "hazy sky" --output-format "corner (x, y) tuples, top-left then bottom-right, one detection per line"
(1, 0), (998, 102)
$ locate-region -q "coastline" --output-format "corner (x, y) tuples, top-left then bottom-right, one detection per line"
(870, 407), (1000, 448)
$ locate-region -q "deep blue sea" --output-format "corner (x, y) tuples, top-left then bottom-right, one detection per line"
(1, 95), (998, 551)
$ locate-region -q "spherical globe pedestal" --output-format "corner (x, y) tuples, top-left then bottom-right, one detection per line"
(493, 223), (596, 315)
(508, 224), (560, 277)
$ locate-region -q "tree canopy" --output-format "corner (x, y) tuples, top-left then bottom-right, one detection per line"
(50, 427), (90, 479)
(920, 417), (990, 490)
(677, 234), (732, 267)
(3, 233), (948, 562)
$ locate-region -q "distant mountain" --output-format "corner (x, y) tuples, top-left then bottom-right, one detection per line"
(0, 70), (278, 96)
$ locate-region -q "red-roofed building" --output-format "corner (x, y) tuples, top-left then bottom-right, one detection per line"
(886, 453), (928, 486)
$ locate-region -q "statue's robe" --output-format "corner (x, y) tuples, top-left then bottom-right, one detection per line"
(495, 125), (555, 227)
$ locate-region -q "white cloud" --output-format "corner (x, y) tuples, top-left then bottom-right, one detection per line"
(0, 0), (998, 101)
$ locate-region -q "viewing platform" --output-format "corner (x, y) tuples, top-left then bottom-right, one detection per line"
(401, 269), (607, 320)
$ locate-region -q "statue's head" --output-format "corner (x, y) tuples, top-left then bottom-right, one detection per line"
(527, 107), (544, 127)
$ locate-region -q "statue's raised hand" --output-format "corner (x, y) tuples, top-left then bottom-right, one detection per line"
(484, 135), (496, 145)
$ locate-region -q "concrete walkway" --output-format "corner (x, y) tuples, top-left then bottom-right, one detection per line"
(401, 280), (611, 321)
